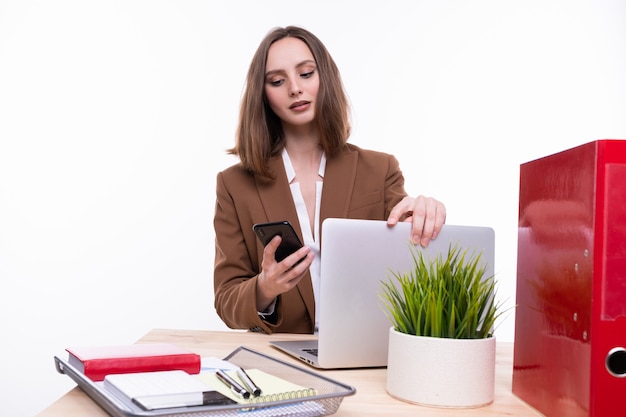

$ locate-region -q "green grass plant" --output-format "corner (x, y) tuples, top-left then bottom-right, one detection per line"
(380, 243), (502, 339)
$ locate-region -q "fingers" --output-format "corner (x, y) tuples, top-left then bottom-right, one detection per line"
(258, 236), (313, 298)
(386, 200), (406, 226)
(387, 195), (447, 247)
(263, 235), (312, 271)
(274, 245), (313, 276)
(414, 196), (446, 246)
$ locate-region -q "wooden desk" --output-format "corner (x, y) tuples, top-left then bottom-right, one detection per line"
(38, 329), (541, 417)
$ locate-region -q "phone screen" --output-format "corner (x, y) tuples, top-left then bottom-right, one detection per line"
(252, 221), (303, 262)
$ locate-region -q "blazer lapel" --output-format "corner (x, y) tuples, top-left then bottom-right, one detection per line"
(256, 155), (302, 231)
(320, 146), (358, 222)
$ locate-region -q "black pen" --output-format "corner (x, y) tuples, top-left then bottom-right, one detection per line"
(237, 367), (262, 397)
(215, 369), (250, 399)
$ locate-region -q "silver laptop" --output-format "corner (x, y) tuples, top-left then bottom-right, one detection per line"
(270, 218), (495, 369)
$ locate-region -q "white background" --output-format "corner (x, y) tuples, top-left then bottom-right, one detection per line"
(1, 1), (625, 415)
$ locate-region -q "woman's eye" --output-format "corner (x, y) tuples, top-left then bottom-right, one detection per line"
(301, 70), (315, 79)
(269, 79), (284, 87)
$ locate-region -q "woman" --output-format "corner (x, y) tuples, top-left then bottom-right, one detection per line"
(214, 26), (446, 334)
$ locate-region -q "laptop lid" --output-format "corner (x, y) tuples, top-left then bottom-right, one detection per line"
(272, 218), (495, 369)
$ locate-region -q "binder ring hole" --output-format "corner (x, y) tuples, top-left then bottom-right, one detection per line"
(606, 347), (626, 377)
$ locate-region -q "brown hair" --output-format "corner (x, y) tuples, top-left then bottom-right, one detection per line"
(229, 26), (351, 178)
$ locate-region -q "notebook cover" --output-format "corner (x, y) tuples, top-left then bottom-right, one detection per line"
(66, 343), (201, 381)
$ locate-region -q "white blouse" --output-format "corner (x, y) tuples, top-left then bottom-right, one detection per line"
(282, 148), (325, 331)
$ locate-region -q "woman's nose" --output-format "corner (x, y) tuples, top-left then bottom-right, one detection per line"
(289, 80), (303, 97)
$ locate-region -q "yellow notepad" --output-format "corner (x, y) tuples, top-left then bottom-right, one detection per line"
(199, 369), (317, 404)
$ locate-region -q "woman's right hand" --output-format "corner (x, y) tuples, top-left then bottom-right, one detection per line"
(256, 235), (314, 311)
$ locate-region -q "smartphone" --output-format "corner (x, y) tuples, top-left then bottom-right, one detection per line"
(252, 221), (303, 262)
(200, 390), (238, 406)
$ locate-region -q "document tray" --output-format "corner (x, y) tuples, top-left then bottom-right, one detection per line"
(54, 346), (356, 417)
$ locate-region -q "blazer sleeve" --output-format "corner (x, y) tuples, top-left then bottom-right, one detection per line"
(213, 167), (314, 334)
(213, 170), (269, 333)
(383, 153), (409, 218)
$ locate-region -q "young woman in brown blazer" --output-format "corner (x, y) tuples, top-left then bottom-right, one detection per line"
(214, 26), (446, 334)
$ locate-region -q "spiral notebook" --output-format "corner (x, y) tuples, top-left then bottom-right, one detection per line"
(198, 368), (317, 405)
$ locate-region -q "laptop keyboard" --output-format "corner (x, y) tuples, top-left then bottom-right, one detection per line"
(303, 348), (318, 357)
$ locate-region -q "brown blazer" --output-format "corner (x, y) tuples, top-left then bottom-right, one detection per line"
(213, 144), (408, 334)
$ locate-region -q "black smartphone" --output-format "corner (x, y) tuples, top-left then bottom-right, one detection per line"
(134, 390), (236, 409)
(252, 221), (303, 262)
(201, 390), (238, 406)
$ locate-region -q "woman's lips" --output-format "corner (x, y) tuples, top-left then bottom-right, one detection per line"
(289, 101), (310, 111)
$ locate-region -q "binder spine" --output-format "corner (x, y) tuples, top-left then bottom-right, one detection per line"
(592, 143), (626, 415)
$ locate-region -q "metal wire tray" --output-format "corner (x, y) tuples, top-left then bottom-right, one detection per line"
(54, 346), (356, 417)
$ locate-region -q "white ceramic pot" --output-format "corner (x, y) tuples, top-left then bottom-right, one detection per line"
(386, 327), (496, 408)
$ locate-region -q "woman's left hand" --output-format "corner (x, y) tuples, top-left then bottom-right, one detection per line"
(387, 195), (446, 247)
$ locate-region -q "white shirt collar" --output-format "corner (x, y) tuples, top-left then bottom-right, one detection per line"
(281, 148), (326, 182)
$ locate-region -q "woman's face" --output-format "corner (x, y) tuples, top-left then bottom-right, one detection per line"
(264, 37), (319, 129)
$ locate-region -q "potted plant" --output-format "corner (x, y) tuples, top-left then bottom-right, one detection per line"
(379, 243), (503, 408)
